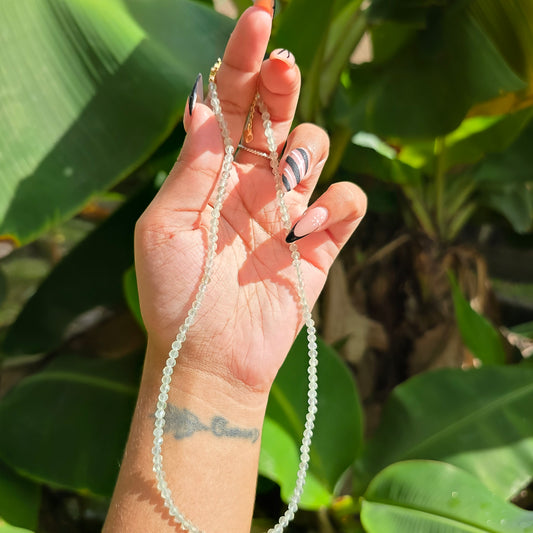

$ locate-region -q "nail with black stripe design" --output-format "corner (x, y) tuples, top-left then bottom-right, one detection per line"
(188, 73), (203, 117)
(270, 48), (295, 68)
(281, 148), (310, 192)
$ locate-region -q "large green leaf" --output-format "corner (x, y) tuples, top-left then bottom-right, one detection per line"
(0, 0), (232, 246)
(481, 185), (533, 234)
(361, 461), (533, 533)
(367, 0), (455, 25)
(1, 183), (156, 357)
(273, 0), (351, 73)
(474, 120), (533, 233)
(448, 272), (506, 365)
(260, 332), (363, 509)
(0, 353), (141, 497)
(473, 121), (533, 186)
(344, 8), (526, 137)
(259, 418), (332, 508)
(353, 366), (533, 500)
(0, 522), (34, 533)
(396, 109), (533, 173)
(466, 0), (533, 116)
(0, 461), (40, 530)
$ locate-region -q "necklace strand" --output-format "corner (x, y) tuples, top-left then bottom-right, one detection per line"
(151, 64), (318, 533)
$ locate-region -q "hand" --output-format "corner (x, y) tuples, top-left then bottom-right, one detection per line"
(134, 4), (366, 393)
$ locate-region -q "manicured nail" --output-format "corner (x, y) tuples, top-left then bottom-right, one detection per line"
(188, 73), (203, 117)
(281, 148), (310, 192)
(253, 0), (274, 16)
(270, 48), (295, 68)
(286, 206), (328, 243)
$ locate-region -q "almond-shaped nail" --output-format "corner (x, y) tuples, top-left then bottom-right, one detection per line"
(286, 206), (328, 243)
(281, 148), (310, 192)
(188, 73), (203, 117)
(270, 48), (295, 68)
(253, 0), (274, 16)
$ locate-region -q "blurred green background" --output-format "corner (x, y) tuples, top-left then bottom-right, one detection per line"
(1, 0), (533, 531)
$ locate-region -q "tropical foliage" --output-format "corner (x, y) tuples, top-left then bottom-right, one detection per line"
(1, 0), (532, 531)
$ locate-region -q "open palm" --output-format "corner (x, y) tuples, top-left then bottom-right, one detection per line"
(134, 6), (366, 392)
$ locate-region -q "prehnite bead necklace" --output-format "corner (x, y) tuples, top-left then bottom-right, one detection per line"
(152, 59), (318, 533)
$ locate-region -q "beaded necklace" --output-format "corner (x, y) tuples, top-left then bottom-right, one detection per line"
(151, 59), (318, 533)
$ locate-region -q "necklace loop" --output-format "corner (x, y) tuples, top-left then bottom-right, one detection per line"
(152, 60), (318, 533)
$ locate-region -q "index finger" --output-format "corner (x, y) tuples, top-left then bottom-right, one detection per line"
(214, 4), (274, 147)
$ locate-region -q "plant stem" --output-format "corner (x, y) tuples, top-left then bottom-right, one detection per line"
(403, 185), (438, 240)
(434, 136), (447, 240)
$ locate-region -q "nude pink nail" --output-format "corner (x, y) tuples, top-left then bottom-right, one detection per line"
(286, 206), (328, 243)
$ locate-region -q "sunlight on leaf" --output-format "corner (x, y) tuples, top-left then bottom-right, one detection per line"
(261, 332), (363, 509)
(361, 461), (533, 533)
(0, 0), (232, 245)
(353, 366), (533, 500)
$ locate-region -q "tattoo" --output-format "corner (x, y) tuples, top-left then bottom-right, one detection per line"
(162, 404), (260, 444)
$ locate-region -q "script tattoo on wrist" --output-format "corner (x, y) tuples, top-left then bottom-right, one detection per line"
(160, 404), (260, 444)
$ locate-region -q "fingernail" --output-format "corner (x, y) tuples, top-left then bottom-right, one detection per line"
(270, 48), (295, 68)
(253, 0), (274, 16)
(188, 73), (203, 117)
(281, 148), (311, 192)
(286, 206), (328, 243)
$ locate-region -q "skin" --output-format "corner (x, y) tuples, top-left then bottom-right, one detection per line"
(104, 5), (366, 533)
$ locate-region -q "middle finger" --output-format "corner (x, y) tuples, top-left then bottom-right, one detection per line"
(214, 4), (274, 147)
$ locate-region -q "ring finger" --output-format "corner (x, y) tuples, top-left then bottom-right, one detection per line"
(235, 48), (301, 167)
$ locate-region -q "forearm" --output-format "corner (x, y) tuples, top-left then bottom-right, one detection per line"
(104, 341), (270, 533)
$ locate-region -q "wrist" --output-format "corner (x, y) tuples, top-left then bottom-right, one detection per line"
(143, 338), (271, 415)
